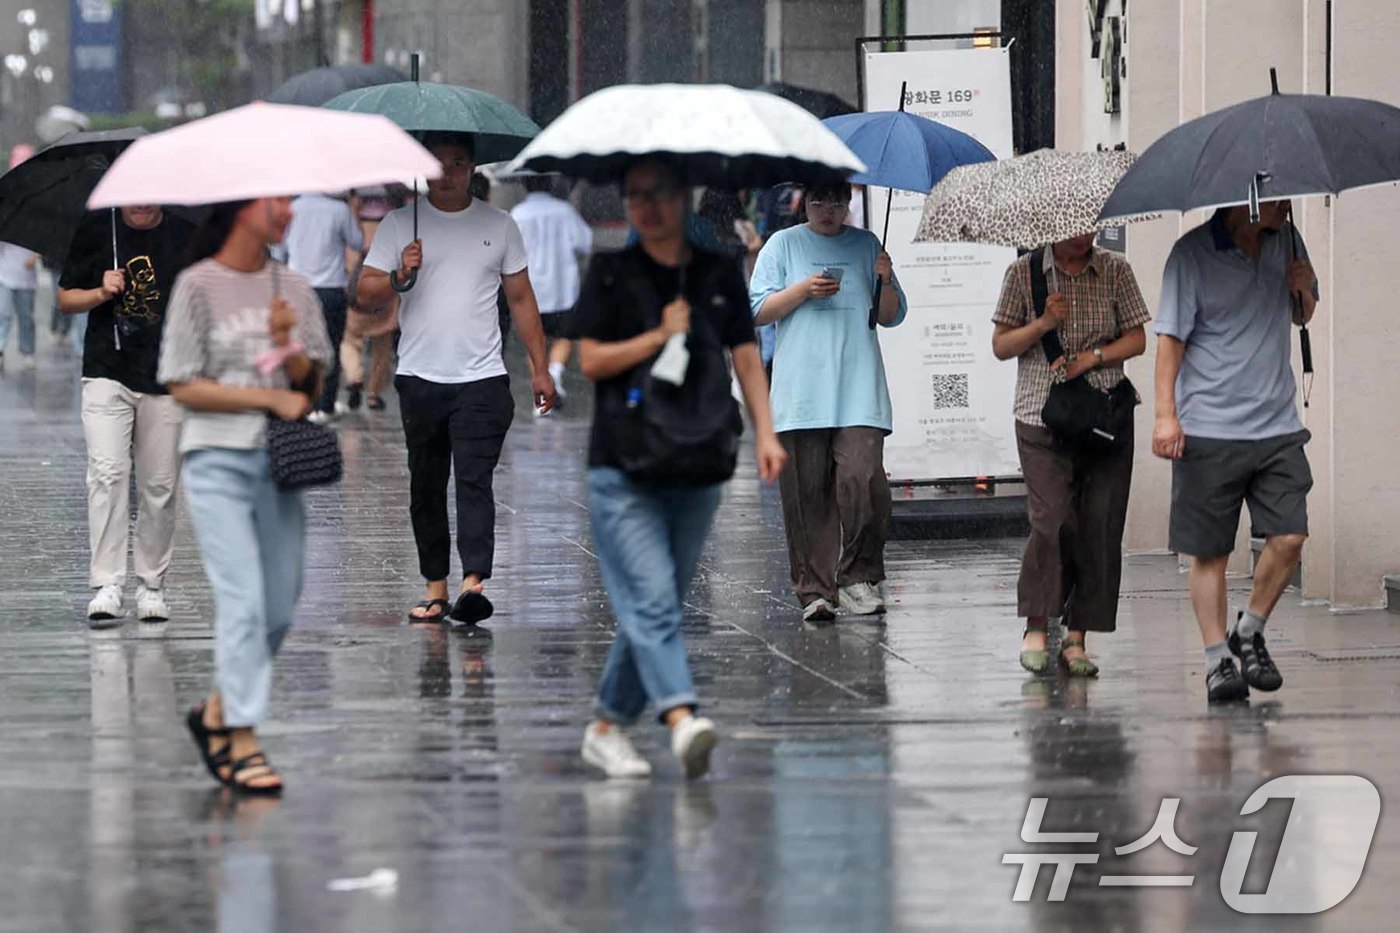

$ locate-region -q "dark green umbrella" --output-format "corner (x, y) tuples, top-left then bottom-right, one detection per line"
(323, 54), (540, 290)
(0, 127), (146, 265)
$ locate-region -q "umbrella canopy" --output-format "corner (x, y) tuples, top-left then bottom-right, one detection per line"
(88, 103), (442, 209)
(266, 63), (406, 107)
(756, 82), (857, 119)
(917, 149), (1146, 250)
(822, 110), (994, 193)
(506, 83), (865, 188)
(323, 81), (541, 164)
(0, 127), (146, 260)
(1099, 79), (1400, 221)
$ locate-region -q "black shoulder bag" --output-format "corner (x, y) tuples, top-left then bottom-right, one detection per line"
(600, 249), (744, 487)
(1029, 248), (1137, 453)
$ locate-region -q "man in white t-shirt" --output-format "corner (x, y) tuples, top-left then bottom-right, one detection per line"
(509, 175), (592, 406)
(360, 131), (556, 626)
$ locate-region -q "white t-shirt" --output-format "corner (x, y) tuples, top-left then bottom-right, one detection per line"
(364, 199), (528, 384)
(0, 241), (38, 290)
(509, 192), (592, 314)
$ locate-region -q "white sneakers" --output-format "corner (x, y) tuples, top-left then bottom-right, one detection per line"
(671, 716), (718, 780)
(582, 722), (652, 778)
(88, 584), (169, 628)
(805, 585), (887, 622)
(839, 582), (887, 616)
(86, 585), (124, 629)
(582, 715), (720, 780)
(135, 585), (170, 623)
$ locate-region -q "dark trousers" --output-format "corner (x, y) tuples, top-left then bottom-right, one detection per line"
(778, 427), (892, 606)
(1015, 421), (1134, 633)
(315, 288), (348, 414)
(396, 374), (515, 582)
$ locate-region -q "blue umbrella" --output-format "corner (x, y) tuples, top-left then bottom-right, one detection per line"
(822, 109), (994, 196)
(822, 85), (995, 327)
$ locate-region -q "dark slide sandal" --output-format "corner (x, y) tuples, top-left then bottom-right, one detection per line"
(450, 591), (494, 625)
(408, 598), (450, 622)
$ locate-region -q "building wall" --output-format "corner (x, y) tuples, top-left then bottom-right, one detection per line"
(766, 0), (864, 102)
(1058, 0), (1400, 607)
(0, 0), (71, 149)
(375, 0), (531, 109)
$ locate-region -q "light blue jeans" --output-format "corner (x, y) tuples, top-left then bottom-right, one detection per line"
(0, 287), (35, 357)
(182, 448), (306, 728)
(588, 467), (723, 725)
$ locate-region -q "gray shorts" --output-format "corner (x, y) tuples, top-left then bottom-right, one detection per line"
(1169, 430), (1312, 558)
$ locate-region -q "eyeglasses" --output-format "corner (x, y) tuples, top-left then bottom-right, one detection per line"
(807, 200), (850, 214)
(624, 186), (680, 206)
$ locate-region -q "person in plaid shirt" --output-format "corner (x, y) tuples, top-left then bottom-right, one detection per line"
(991, 233), (1150, 677)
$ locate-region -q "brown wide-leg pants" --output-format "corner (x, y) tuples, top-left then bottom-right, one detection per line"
(1015, 421), (1134, 633)
(778, 427), (892, 607)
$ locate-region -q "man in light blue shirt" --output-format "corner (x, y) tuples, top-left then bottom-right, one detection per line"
(284, 193), (364, 419)
(750, 181), (907, 622)
(1154, 201), (1318, 704)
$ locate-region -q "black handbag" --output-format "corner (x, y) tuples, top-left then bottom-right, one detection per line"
(1028, 247), (1137, 452)
(599, 249), (744, 487)
(265, 416), (343, 491)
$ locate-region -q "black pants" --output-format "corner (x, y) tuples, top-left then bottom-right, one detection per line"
(315, 288), (348, 414)
(396, 374), (515, 582)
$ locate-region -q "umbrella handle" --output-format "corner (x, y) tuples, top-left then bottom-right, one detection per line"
(391, 268), (417, 292)
(869, 279), (882, 330)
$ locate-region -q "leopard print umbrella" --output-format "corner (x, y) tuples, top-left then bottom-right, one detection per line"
(914, 149), (1154, 249)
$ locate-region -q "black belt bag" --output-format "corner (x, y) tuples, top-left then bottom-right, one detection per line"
(1029, 247), (1137, 453)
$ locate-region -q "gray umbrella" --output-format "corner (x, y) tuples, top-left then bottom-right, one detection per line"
(1099, 70), (1400, 221)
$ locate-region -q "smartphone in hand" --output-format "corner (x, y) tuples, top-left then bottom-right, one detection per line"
(819, 267), (845, 284)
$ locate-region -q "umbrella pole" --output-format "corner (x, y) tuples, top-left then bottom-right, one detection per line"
(1285, 201), (1314, 408)
(392, 52), (423, 294)
(869, 80), (908, 331)
(110, 208), (118, 270)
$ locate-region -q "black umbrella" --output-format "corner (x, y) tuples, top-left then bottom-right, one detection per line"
(1099, 70), (1400, 220)
(0, 127), (146, 265)
(755, 82), (857, 120)
(266, 63), (406, 107)
(1098, 69), (1400, 408)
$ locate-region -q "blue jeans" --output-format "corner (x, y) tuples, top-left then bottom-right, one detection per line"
(588, 467), (723, 725)
(182, 448), (306, 727)
(0, 287), (35, 357)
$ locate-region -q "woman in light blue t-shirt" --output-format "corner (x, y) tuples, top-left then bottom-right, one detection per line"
(748, 182), (907, 623)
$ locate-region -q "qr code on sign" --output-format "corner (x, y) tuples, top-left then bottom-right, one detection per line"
(930, 373), (969, 409)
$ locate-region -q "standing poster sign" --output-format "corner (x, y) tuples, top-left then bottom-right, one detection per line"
(863, 47), (1017, 481)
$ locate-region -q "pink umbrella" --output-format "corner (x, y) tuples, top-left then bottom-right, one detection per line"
(88, 102), (441, 208)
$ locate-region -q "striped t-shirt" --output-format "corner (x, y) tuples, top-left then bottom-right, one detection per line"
(158, 258), (332, 453)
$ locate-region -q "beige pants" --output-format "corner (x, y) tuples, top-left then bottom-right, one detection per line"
(81, 378), (182, 589)
(341, 305), (396, 394)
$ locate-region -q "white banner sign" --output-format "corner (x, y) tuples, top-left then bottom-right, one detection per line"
(864, 48), (1018, 481)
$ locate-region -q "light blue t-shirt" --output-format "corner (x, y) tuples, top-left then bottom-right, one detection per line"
(749, 224), (907, 434)
(1155, 215), (1314, 440)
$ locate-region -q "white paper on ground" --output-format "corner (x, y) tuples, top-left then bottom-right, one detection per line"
(327, 868), (399, 893)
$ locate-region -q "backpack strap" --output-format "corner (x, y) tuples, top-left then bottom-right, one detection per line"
(1028, 247), (1065, 363)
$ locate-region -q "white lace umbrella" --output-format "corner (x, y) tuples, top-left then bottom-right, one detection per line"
(507, 83), (864, 187)
(914, 149), (1153, 249)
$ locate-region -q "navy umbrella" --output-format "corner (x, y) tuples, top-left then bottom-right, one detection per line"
(1099, 70), (1400, 221)
(1099, 69), (1400, 404)
(266, 63), (406, 107)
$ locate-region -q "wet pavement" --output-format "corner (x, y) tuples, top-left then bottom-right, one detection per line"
(2, 330), (1399, 932)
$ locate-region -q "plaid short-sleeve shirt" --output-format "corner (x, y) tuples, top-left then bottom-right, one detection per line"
(992, 248), (1151, 427)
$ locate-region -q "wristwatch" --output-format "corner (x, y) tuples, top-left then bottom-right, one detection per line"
(1092, 347), (1104, 367)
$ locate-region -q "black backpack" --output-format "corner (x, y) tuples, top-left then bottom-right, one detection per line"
(594, 248), (744, 487)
